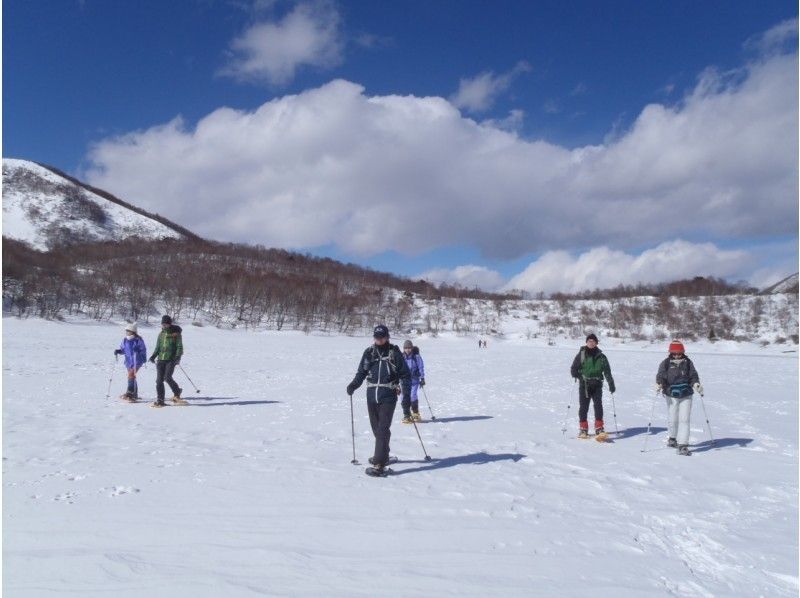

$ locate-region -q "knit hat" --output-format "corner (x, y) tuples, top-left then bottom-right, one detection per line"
(161, 315), (172, 325)
(669, 340), (685, 354)
(585, 333), (599, 343)
(403, 340), (413, 349)
(125, 322), (138, 334)
(373, 324), (389, 339)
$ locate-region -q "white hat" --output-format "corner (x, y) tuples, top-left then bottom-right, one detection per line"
(125, 322), (138, 334)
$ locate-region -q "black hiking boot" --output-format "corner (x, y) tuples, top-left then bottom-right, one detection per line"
(677, 444), (692, 456)
(667, 437), (678, 448)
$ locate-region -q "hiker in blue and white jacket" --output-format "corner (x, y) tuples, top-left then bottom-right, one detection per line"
(656, 340), (702, 456)
(401, 340), (426, 423)
(113, 323), (147, 402)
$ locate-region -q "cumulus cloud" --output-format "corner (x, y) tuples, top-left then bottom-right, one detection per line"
(86, 28), (797, 260)
(450, 61), (531, 113)
(419, 265), (505, 291)
(220, 1), (343, 86)
(744, 18), (798, 56)
(504, 241), (751, 294)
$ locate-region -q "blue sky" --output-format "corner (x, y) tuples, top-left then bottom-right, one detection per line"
(3, 0), (798, 291)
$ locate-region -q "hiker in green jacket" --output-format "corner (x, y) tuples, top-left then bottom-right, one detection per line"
(148, 315), (186, 408)
(570, 333), (616, 438)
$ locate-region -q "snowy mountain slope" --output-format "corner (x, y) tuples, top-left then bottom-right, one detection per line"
(762, 273), (799, 295)
(2, 159), (192, 250)
(3, 318), (797, 597)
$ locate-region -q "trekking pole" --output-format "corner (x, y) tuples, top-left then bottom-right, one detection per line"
(409, 416), (432, 461)
(349, 395), (359, 465)
(178, 364), (201, 393)
(610, 392), (620, 436)
(697, 392), (716, 446)
(420, 387), (437, 421)
(105, 354), (118, 399)
(641, 388), (660, 453)
(562, 379), (575, 439)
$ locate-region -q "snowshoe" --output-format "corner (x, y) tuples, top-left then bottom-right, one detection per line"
(369, 456), (398, 466)
(402, 415), (413, 424)
(171, 395), (189, 406)
(150, 400), (166, 409)
(365, 466), (392, 477)
(677, 445), (692, 456)
(667, 437), (678, 448)
(595, 431), (610, 442)
(120, 393), (138, 403)
(578, 429), (590, 439)
(412, 412), (422, 422)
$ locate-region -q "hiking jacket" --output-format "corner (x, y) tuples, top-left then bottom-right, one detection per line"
(350, 343), (411, 404)
(119, 335), (147, 369)
(570, 347), (616, 392)
(150, 325), (183, 362)
(657, 356), (700, 398)
(404, 352), (425, 383)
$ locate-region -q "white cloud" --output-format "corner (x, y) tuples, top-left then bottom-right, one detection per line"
(220, 1), (343, 86)
(450, 61), (531, 113)
(504, 241), (751, 294)
(744, 18), (798, 56)
(481, 109), (525, 132)
(419, 265), (505, 291)
(85, 28), (797, 261)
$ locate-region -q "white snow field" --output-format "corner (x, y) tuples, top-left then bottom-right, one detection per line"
(3, 318), (798, 597)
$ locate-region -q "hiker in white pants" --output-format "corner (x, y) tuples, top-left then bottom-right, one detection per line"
(656, 340), (702, 456)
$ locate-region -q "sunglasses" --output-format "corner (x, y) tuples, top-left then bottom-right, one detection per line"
(670, 352), (684, 357)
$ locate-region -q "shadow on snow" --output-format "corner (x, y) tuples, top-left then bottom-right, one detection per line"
(189, 397), (282, 407)
(691, 437), (754, 453)
(614, 426), (667, 439)
(391, 451), (525, 476)
(429, 415), (494, 423)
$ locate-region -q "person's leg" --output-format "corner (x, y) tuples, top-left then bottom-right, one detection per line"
(667, 396), (679, 440)
(155, 361), (166, 400)
(126, 368), (136, 396)
(591, 383), (604, 431)
(410, 383), (419, 414)
(164, 361), (182, 397)
(578, 383), (590, 433)
(374, 400), (397, 466)
(677, 397), (693, 446)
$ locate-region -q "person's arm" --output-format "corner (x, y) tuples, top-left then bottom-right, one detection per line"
(656, 359), (668, 391)
(136, 338), (147, 366)
(347, 350), (369, 395)
(149, 333), (161, 362)
(418, 355), (425, 381)
(396, 349), (412, 398)
(175, 333), (183, 362)
(603, 356), (616, 393)
(570, 352), (581, 379)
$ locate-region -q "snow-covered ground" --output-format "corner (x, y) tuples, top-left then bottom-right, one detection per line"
(3, 318), (798, 597)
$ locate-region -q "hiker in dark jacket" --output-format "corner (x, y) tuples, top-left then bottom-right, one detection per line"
(656, 340), (702, 455)
(148, 315), (186, 408)
(570, 333), (616, 438)
(347, 325), (411, 472)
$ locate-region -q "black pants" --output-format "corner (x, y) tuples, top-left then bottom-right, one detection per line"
(156, 360), (182, 400)
(578, 380), (603, 424)
(367, 399), (397, 466)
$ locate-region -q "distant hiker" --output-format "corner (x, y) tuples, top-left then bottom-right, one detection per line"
(478, 339), (483, 349)
(401, 340), (426, 422)
(570, 333), (616, 439)
(656, 340), (702, 456)
(346, 325), (411, 476)
(148, 315), (187, 408)
(113, 323), (147, 402)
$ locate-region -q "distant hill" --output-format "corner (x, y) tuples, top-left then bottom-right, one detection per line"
(2, 158), (198, 250)
(761, 273), (799, 295)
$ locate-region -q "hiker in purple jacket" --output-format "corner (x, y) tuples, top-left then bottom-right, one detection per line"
(113, 323), (147, 402)
(401, 340), (426, 422)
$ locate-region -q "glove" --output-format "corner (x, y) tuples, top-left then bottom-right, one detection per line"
(174, 357), (181, 365)
(346, 383), (356, 396)
(419, 378), (426, 387)
(693, 382), (704, 396)
(149, 356), (156, 364)
(114, 349), (123, 356)
(654, 383), (663, 394)
(608, 384), (616, 394)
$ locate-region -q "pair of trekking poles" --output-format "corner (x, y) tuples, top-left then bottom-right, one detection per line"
(348, 386), (437, 465)
(560, 378), (620, 437)
(105, 356), (201, 399)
